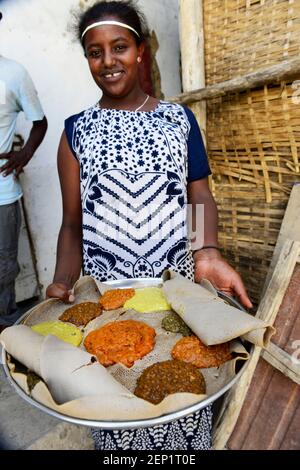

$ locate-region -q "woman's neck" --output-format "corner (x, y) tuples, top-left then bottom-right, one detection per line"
(99, 86), (149, 111)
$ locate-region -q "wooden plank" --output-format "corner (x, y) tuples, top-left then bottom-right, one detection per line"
(262, 343), (300, 385)
(227, 249), (300, 449)
(280, 402), (300, 450)
(11, 136), (40, 302)
(256, 241), (300, 323)
(263, 184), (300, 293)
(170, 57), (300, 105)
(213, 239), (300, 449)
(229, 359), (300, 450)
(213, 347), (262, 449)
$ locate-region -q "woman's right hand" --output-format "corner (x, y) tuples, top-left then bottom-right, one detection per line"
(46, 282), (75, 304)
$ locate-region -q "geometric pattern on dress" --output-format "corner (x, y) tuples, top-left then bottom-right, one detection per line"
(70, 101), (195, 281)
(91, 405), (213, 450)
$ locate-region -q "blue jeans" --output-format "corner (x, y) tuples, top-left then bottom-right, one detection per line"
(0, 201), (21, 326)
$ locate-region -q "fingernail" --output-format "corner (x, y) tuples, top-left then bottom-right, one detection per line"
(69, 294), (75, 302)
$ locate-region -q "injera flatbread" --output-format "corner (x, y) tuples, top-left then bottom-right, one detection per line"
(162, 271), (275, 347)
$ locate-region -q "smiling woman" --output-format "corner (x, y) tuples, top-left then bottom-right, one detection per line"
(79, 0), (152, 110)
(46, 0), (251, 452)
(84, 24), (145, 104)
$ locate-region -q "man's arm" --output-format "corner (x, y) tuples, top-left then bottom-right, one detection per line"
(0, 116), (48, 176)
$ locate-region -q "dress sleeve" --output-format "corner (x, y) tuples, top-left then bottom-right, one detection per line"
(64, 115), (78, 159)
(184, 106), (211, 182)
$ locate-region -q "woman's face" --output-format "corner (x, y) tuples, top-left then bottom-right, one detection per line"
(84, 20), (144, 99)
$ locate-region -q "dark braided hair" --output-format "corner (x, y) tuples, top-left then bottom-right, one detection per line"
(78, 0), (149, 47)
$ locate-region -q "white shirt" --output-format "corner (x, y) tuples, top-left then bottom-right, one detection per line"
(0, 56), (44, 205)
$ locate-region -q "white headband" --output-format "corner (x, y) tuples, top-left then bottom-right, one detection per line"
(81, 20), (140, 40)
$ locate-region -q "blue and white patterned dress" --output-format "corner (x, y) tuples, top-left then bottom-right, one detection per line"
(65, 100), (212, 450)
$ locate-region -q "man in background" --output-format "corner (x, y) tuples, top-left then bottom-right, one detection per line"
(0, 11), (47, 331)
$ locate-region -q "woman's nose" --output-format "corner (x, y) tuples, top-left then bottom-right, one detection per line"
(103, 50), (116, 67)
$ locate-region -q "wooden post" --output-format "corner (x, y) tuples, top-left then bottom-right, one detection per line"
(179, 0), (206, 143)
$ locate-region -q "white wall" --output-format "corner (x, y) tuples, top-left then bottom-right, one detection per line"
(0, 0), (181, 294)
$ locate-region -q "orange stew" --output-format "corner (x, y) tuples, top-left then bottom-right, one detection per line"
(99, 288), (135, 310)
(84, 319), (156, 368)
(172, 335), (232, 368)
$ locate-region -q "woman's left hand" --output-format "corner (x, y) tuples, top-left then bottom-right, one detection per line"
(193, 249), (253, 309)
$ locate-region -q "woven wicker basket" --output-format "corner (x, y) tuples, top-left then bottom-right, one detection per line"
(204, 0), (300, 85)
(207, 80), (300, 303)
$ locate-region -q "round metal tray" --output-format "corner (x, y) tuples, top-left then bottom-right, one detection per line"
(1, 277), (252, 429)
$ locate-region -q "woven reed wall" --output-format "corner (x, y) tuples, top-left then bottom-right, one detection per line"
(201, 0), (300, 303)
(207, 81), (300, 302)
(204, 0), (300, 85)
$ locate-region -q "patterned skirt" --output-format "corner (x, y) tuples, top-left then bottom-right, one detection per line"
(91, 405), (213, 450)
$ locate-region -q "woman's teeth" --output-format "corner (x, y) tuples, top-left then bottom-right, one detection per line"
(104, 72), (122, 78)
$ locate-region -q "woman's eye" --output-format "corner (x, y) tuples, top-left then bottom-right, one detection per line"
(89, 50), (101, 58)
(115, 45), (127, 52)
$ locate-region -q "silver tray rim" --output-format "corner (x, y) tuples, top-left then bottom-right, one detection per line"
(1, 277), (253, 430)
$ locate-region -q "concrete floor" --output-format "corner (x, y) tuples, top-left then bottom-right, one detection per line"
(0, 365), (94, 450)
(0, 365), (58, 449)
(0, 299), (94, 450)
